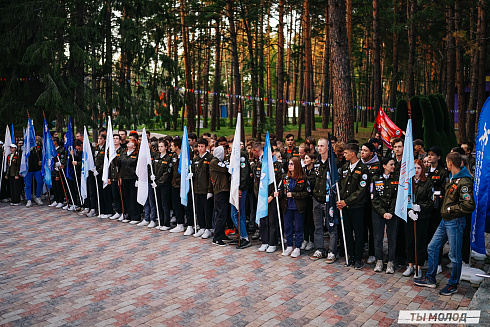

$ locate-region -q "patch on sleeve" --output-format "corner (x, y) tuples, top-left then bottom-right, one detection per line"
(362, 174), (368, 180)
(360, 181), (366, 187)
(463, 194), (471, 201)
(461, 186), (469, 193)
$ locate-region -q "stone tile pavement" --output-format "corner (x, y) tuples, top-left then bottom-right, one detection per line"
(0, 204), (488, 326)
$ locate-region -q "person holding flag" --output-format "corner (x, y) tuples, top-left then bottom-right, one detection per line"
(153, 139), (172, 230)
(169, 137), (187, 233)
(415, 152), (475, 296)
(41, 118), (57, 202)
(1, 126), (13, 201)
(118, 137), (140, 223)
(6, 143), (21, 205)
(178, 126), (196, 236)
(79, 127), (97, 217)
(107, 133), (125, 220)
(209, 145), (230, 246)
(21, 119), (44, 208)
(254, 132), (282, 253)
(65, 117), (81, 209)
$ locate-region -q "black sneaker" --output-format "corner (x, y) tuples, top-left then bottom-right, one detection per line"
(414, 277), (437, 288)
(236, 239), (252, 249)
(354, 261), (364, 270)
(222, 235), (232, 241)
(227, 238), (240, 245)
(439, 284), (458, 296)
(213, 239), (227, 247)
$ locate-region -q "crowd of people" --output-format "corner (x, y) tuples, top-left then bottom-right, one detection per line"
(0, 129), (477, 296)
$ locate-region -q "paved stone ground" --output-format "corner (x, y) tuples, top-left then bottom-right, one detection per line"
(0, 203), (488, 326)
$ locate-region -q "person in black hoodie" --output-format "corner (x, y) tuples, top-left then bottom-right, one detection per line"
(118, 139), (139, 223)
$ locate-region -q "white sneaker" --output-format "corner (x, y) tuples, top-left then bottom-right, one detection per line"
(48, 201), (58, 207)
(437, 265), (442, 274)
(121, 219), (130, 223)
(62, 204), (69, 210)
(118, 215), (125, 221)
(403, 266), (415, 277)
(160, 226), (171, 231)
(193, 229), (205, 238)
(386, 261), (395, 274)
(291, 248), (301, 258)
(374, 260), (383, 272)
(99, 214), (110, 219)
(26, 200), (32, 207)
(367, 256), (376, 264)
(34, 197), (43, 206)
(300, 240), (308, 250)
(109, 213), (121, 220)
(170, 216), (177, 224)
(147, 221), (156, 228)
(129, 220), (140, 225)
(258, 244), (269, 252)
(305, 241), (315, 251)
(137, 220), (149, 226)
(79, 208), (89, 215)
(471, 250), (487, 261)
(282, 246), (293, 256)
(183, 226), (194, 236)
(201, 229), (212, 239)
(56, 202), (64, 208)
(414, 267), (423, 279)
(86, 209), (96, 217)
(68, 205), (76, 211)
(170, 224), (185, 233)
(266, 245), (277, 253)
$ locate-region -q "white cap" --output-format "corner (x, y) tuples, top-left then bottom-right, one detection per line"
(0, 141), (3, 145)
(9, 144), (17, 148)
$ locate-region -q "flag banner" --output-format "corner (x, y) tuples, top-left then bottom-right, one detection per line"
(11, 124), (15, 144)
(326, 134), (340, 230)
(42, 119), (57, 189)
(256, 131), (275, 223)
(471, 96), (490, 254)
(3, 126), (12, 173)
(20, 118), (36, 177)
(395, 119), (415, 221)
(102, 117), (117, 188)
(179, 126), (191, 206)
(81, 127), (96, 201)
(65, 116), (74, 180)
(374, 107), (403, 150)
(136, 128), (151, 206)
(229, 113), (241, 210)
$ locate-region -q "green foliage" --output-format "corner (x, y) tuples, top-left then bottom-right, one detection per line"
(436, 93), (458, 148)
(395, 99), (409, 130)
(410, 96), (424, 141)
(427, 94), (450, 155)
(419, 96), (439, 152)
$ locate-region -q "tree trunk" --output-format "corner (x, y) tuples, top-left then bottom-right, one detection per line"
(276, 0), (285, 141)
(203, 25), (211, 129)
(266, 9), (272, 119)
(329, 0), (354, 142)
(211, 19), (221, 132)
(373, 0), (381, 114)
(455, 0), (466, 142)
(466, 8), (478, 143)
(105, 0), (112, 114)
(285, 7), (293, 128)
(227, 0), (242, 130)
(407, 0), (416, 98)
(390, 0), (399, 109)
(322, 6), (330, 129)
(180, 0), (195, 132)
(303, 0), (312, 137)
(477, 0), (486, 120)
(446, 4), (456, 124)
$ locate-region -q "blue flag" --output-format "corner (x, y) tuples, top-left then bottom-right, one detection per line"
(326, 134), (340, 229)
(65, 116), (74, 180)
(42, 119), (57, 188)
(471, 96), (490, 255)
(179, 126), (191, 206)
(395, 119), (415, 221)
(20, 118), (36, 177)
(256, 132), (275, 223)
(11, 124), (15, 144)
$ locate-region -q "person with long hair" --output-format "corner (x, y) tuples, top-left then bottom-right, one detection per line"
(302, 152), (316, 251)
(371, 157), (399, 274)
(403, 159), (433, 278)
(281, 156), (311, 258)
(118, 138), (140, 224)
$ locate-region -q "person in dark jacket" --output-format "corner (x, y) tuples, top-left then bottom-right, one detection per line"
(6, 144), (21, 205)
(25, 136), (44, 207)
(281, 157), (311, 258)
(209, 146), (230, 246)
(337, 143), (370, 270)
(154, 139), (172, 230)
(403, 159), (433, 279)
(371, 157), (398, 274)
(302, 152), (316, 251)
(118, 139), (139, 223)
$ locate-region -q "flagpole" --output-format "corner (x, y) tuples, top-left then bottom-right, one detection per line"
(94, 172), (101, 217)
(237, 103), (241, 247)
(336, 182), (350, 265)
(149, 164), (161, 228)
(71, 153), (83, 206)
(189, 165), (197, 232)
(57, 155), (75, 207)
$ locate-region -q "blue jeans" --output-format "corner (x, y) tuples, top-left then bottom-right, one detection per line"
(230, 190), (248, 239)
(426, 217), (465, 286)
(144, 183), (157, 222)
(24, 170), (43, 200)
(284, 208), (305, 248)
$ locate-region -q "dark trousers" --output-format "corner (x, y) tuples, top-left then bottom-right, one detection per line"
(172, 186), (185, 225)
(68, 178), (80, 206)
(195, 193), (213, 230)
(52, 172), (65, 203)
(97, 175), (112, 215)
(157, 183), (172, 227)
(284, 209), (305, 248)
(462, 213), (472, 263)
(343, 207), (364, 262)
(213, 191), (229, 240)
(9, 176), (21, 203)
(372, 210), (399, 262)
(110, 181), (122, 214)
(185, 190), (195, 227)
(364, 202), (375, 257)
(395, 218), (406, 265)
(87, 173), (97, 210)
(259, 199), (279, 246)
(1, 174), (10, 200)
(303, 199), (314, 243)
(247, 192), (257, 232)
(405, 218), (429, 266)
(122, 178), (138, 220)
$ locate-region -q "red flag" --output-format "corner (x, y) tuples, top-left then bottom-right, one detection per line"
(374, 107), (403, 150)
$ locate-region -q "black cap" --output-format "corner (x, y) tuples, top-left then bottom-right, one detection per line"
(428, 146), (442, 158)
(362, 142), (377, 153)
(368, 138), (379, 144)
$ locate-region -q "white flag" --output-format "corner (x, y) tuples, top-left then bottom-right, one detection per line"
(229, 113), (241, 210)
(81, 127), (96, 201)
(136, 128), (151, 206)
(2, 126), (12, 172)
(102, 117), (117, 188)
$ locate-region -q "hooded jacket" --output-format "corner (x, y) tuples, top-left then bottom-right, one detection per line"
(209, 146), (229, 193)
(440, 166), (475, 221)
